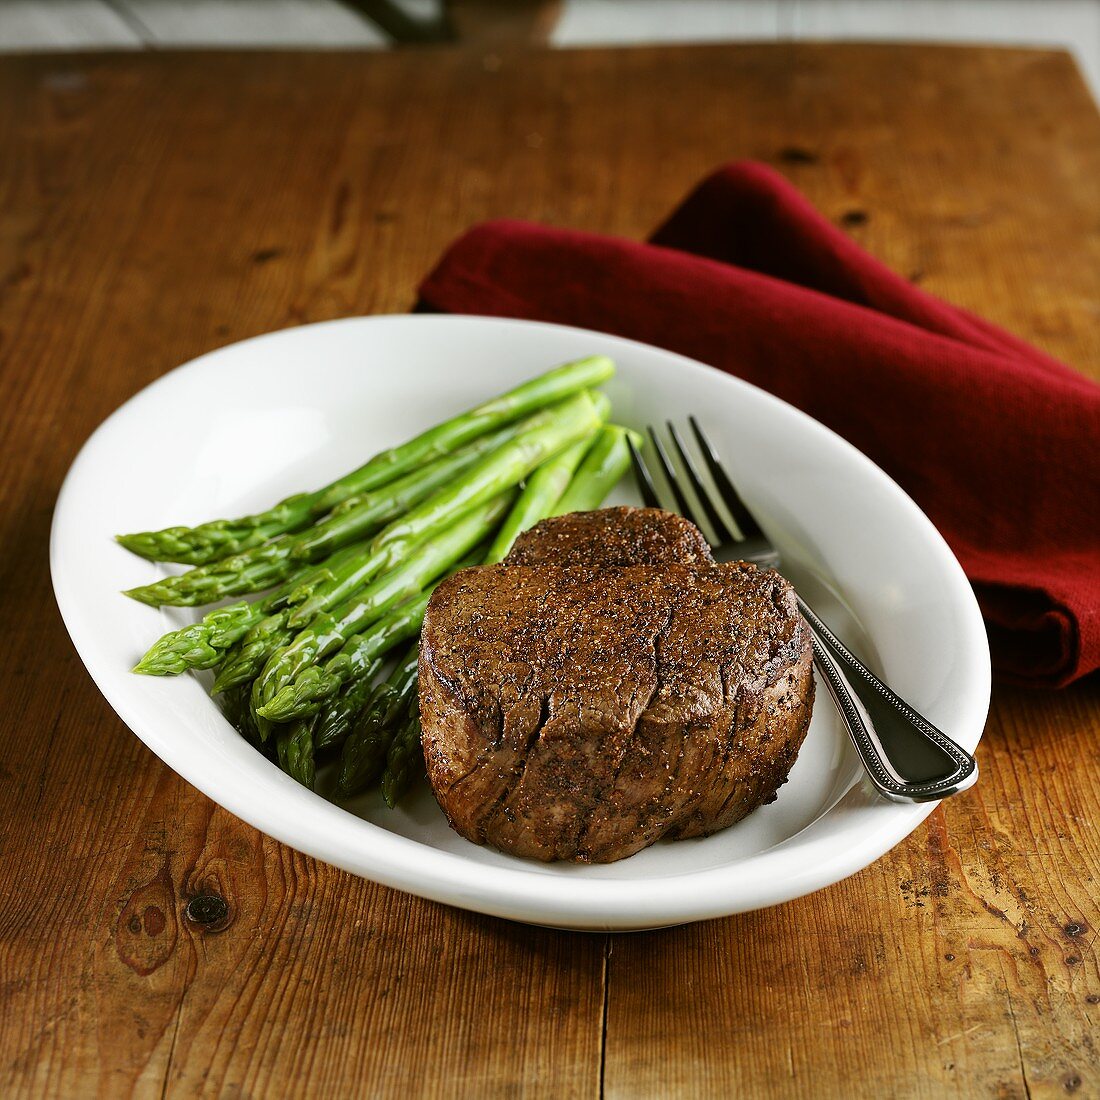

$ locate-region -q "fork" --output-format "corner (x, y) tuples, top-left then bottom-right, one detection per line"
(628, 418), (978, 803)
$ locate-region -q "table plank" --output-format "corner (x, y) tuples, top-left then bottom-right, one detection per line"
(1, 44), (1097, 1098)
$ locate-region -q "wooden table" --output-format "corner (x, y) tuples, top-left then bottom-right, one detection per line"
(3, 43), (1099, 1098)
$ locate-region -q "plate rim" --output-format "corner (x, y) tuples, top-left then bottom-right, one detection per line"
(50, 313), (992, 929)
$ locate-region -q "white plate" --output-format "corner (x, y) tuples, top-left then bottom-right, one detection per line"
(51, 315), (990, 930)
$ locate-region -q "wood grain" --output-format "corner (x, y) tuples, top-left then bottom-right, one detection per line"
(1, 43), (1098, 1098)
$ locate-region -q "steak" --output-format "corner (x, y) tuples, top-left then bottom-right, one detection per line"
(505, 506), (714, 567)
(419, 508), (814, 863)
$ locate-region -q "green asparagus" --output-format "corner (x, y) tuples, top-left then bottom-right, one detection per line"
(117, 356), (613, 564)
(313, 673), (381, 754)
(483, 437), (593, 563)
(290, 401), (600, 564)
(209, 508), (433, 690)
(336, 650), (419, 799)
(275, 717), (317, 789)
(370, 390), (600, 558)
(132, 391), (604, 676)
(286, 390), (603, 626)
(124, 421), (526, 608)
(123, 427), (515, 607)
(133, 601), (264, 675)
(133, 540), (371, 677)
(117, 495), (315, 567)
(305, 545), (481, 752)
(310, 355), (613, 515)
(219, 684), (262, 746)
(211, 610), (297, 693)
(124, 533), (300, 608)
(250, 674), (277, 743)
(552, 424), (642, 515)
(381, 711), (425, 808)
(258, 557), (464, 722)
(255, 492), (515, 717)
(211, 511), (461, 693)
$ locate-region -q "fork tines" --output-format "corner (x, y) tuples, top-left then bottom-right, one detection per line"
(628, 418), (772, 565)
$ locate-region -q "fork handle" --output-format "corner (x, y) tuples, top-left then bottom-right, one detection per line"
(796, 597), (978, 803)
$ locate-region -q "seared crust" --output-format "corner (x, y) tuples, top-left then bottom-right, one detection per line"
(506, 506), (714, 568)
(420, 557), (814, 864)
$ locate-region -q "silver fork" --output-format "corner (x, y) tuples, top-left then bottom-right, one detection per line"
(629, 418), (978, 803)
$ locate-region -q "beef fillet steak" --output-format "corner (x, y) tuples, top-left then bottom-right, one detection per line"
(506, 505), (714, 567)
(419, 508), (814, 863)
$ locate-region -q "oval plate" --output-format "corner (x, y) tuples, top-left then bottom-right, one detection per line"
(51, 315), (990, 930)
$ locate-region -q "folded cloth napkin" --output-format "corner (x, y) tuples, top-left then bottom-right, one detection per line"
(418, 162), (1100, 687)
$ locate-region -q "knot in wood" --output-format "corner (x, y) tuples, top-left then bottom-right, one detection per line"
(185, 893), (229, 928)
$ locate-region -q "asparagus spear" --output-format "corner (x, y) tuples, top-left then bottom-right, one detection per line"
(286, 390), (603, 626)
(255, 492), (515, 717)
(313, 673), (380, 754)
(124, 533), (299, 609)
(208, 489), (454, 689)
(258, 589), (429, 721)
(275, 717), (317, 789)
(210, 508), (458, 693)
(214, 470), (513, 694)
(117, 496), (314, 567)
(552, 424), (642, 515)
(219, 684), (265, 748)
(482, 437), (593, 563)
(133, 601), (264, 675)
(310, 356), (613, 514)
(250, 673), (277, 744)
(132, 389), (603, 676)
(123, 423), (517, 608)
(290, 402), (592, 564)
(366, 390), (600, 557)
(257, 556), (469, 722)
(116, 356), (614, 564)
(132, 540), (371, 677)
(381, 710), (425, 809)
(211, 609), (297, 693)
(336, 650), (419, 799)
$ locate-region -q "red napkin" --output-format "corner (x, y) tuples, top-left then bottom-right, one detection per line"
(418, 162), (1100, 687)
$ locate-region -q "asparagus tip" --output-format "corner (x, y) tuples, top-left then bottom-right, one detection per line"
(121, 585), (162, 607)
(116, 532), (159, 558)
